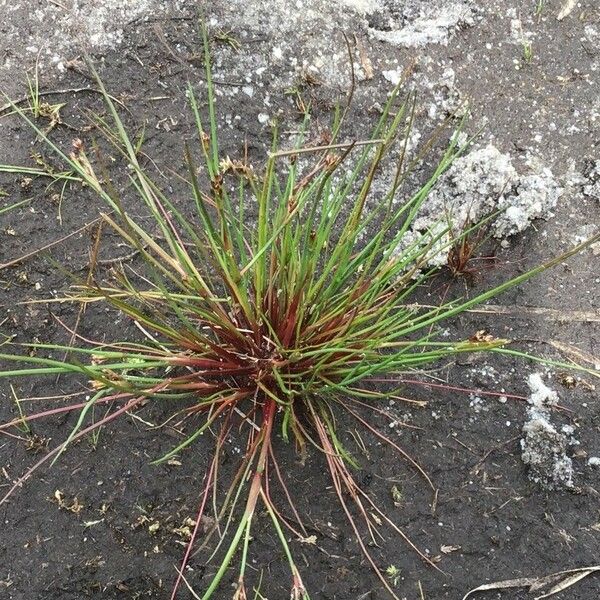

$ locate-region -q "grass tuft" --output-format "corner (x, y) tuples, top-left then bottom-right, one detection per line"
(1, 29), (598, 599)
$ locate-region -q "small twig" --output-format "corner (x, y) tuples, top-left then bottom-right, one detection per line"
(484, 496), (521, 517)
(95, 246), (144, 267)
(471, 436), (520, 473)
(153, 23), (188, 67)
(173, 567), (202, 600)
(430, 488), (439, 516)
(0, 217), (103, 271)
(152, 24), (245, 86)
(453, 438), (477, 455)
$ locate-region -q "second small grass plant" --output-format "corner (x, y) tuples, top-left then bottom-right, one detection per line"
(1, 29), (598, 599)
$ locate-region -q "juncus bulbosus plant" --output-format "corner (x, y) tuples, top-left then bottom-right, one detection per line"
(1, 30), (598, 599)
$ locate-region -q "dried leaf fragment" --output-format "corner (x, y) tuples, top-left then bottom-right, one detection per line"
(299, 535), (317, 545)
(440, 544), (461, 554)
(557, 0), (576, 20)
(462, 565), (600, 600)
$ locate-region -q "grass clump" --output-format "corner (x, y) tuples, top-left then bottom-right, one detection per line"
(1, 31), (598, 599)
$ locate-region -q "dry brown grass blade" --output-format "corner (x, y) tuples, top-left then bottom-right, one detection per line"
(462, 565), (600, 600)
(544, 340), (600, 375)
(55, 221), (103, 383)
(0, 87), (107, 115)
(534, 568), (600, 598)
(270, 138), (385, 158)
(173, 566), (202, 600)
(425, 303), (600, 323)
(557, 0), (577, 20)
(463, 576), (535, 598)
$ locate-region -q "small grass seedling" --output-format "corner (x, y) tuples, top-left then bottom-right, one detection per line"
(213, 28), (242, 51)
(446, 215), (493, 282)
(26, 63), (66, 134)
(535, 0), (545, 18)
(522, 40), (534, 63)
(386, 565), (401, 587)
